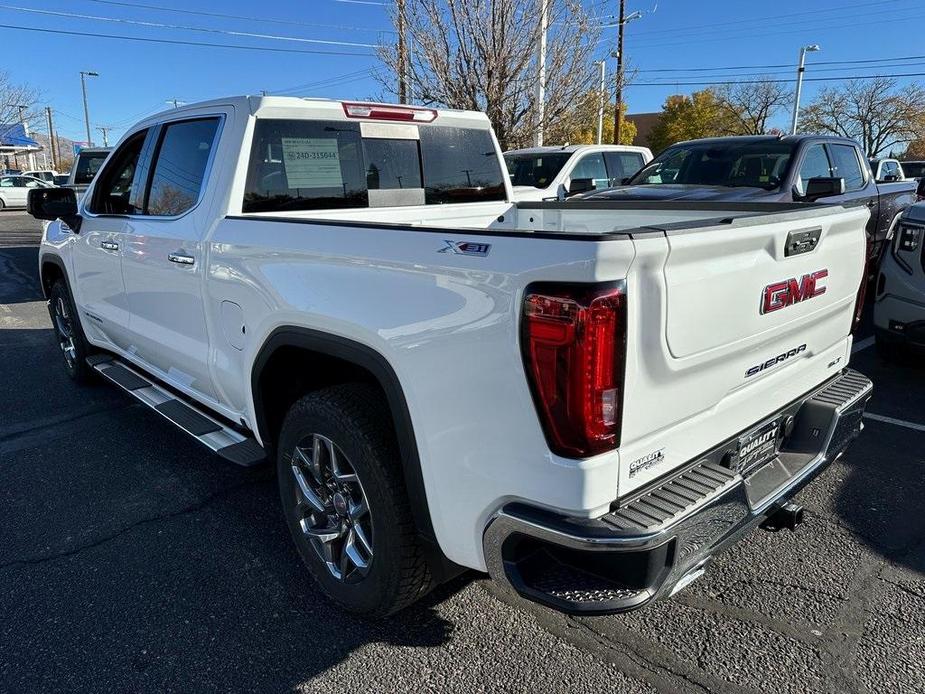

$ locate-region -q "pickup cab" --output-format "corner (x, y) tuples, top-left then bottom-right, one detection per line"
(504, 144), (651, 201)
(584, 135), (918, 263)
(28, 97), (872, 617)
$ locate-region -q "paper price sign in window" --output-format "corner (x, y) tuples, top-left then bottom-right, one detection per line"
(281, 138), (343, 188)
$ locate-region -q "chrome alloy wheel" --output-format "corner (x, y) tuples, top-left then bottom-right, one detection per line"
(290, 434), (373, 583)
(52, 296), (77, 369)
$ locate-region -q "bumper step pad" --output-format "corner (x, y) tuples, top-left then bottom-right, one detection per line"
(91, 356), (266, 467)
(484, 369), (873, 615)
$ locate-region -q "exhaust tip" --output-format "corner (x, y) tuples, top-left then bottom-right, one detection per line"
(760, 502), (805, 532)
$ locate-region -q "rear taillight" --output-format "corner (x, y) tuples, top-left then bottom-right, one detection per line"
(521, 283), (627, 458)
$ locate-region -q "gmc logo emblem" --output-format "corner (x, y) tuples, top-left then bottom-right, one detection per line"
(761, 269), (828, 314)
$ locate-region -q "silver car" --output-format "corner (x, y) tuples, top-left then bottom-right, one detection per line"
(874, 202), (925, 357)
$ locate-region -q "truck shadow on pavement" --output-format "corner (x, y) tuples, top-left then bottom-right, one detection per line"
(0, 325), (460, 692)
(0, 246), (43, 304)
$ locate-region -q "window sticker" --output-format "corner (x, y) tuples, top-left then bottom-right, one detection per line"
(281, 137), (343, 188)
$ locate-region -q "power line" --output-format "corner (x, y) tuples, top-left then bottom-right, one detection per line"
(0, 4), (378, 48)
(626, 10), (925, 50)
(615, 0), (910, 38)
(80, 0), (392, 33)
(0, 22), (376, 56)
(631, 72), (925, 87)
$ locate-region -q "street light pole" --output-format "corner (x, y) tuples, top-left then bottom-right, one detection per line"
(534, 0), (549, 147)
(96, 127), (111, 147)
(790, 44), (820, 134)
(596, 60), (606, 145)
(79, 70), (99, 145)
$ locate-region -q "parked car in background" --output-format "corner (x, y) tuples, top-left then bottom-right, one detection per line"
(504, 144), (652, 201)
(22, 169), (59, 184)
(900, 160), (925, 179)
(869, 158), (905, 182)
(65, 147), (112, 197)
(0, 174), (51, 209)
(874, 202), (925, 357)
(28, 96), (872, 618)
(0, 168), (22, 176)
(581, 135), (918, 263)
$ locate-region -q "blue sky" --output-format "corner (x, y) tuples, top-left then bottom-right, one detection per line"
(1, 0), (923, 145)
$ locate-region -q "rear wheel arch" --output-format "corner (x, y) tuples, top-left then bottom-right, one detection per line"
(250, 328), (444, 556)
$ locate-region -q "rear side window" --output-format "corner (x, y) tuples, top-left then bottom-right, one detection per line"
(244, 119), (505, 212)
(604, 152), (644, 184)
(146, 118), (220, 216)
(828, 144), (865, 192)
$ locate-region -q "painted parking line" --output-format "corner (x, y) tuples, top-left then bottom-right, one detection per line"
(863, 412), (925, 432)
(852, 336), (875, 354)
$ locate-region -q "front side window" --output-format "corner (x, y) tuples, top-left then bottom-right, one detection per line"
(828, 144), (865, 191)
(88, 130), (148, 215)
(146, 118), (220, 216)
(244, 119), (504, 212)
(795, 144), (832, 196)
(570, 153), (608, 190)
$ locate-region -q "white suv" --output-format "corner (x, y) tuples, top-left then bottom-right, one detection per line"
(504, 144), (652, 201)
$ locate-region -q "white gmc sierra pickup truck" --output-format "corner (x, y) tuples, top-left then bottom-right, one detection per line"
(28, 96), (873, 617)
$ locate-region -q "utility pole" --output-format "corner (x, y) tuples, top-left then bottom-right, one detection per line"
(97, 127), (111, 147)
(534, 0), (548, 147)
(80, 70), (99, 146)
(397, 0), (408, 103)
(613, 0), (626, 145)
(167, 98), (186, 109)
(45, 107), (58, 170)
(596, 61), (606, 145)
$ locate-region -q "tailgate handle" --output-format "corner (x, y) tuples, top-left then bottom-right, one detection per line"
(785, 228), (821, 257)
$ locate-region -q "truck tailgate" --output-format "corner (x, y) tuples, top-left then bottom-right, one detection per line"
(617, 205), (869, 495)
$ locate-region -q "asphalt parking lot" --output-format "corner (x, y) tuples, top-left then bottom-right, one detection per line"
(0, 210), (922, 694)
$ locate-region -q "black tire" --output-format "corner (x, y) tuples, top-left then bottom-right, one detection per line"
(48, 278), (97, 384)
(277, 383), (431, 617)
(0, 198), (6, 210)
(875, 332), (903, 363)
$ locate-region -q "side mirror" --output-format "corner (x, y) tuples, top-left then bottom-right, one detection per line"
(28, 186), (81, 232)
(567, 178), (595, 196)
(803, 177), (845, 202)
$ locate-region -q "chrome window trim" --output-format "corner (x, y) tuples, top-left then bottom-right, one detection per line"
(81, 112), (226, 223)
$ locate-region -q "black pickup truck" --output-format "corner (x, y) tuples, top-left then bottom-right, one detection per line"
(582, 135), (920, 262)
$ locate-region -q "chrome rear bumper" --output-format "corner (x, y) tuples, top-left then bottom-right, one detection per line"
(483, 369), (873, 614)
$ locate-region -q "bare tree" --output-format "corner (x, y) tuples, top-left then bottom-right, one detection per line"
(712, 78), (792, 135)
(800, 78), (925, 156)
(376, 0), (600, 149)
(0, 71), (39, 126)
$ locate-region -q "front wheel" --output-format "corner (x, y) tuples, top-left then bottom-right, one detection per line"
(277, 384), (431, 617)
(48, 279), (96, 383)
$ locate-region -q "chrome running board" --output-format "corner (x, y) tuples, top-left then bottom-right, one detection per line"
(88, 354), (266, 467)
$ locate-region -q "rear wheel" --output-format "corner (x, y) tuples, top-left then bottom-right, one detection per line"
(0, 197), (6, 210)
(277, 384), (431, 617)
(48, 279), (96, 383)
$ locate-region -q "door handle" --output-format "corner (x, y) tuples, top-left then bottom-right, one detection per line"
(168, 252), (195, 266)
(101, 240), (119, 251)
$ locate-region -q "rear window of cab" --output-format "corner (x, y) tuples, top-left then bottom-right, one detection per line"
(243, 119), (506, 212)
